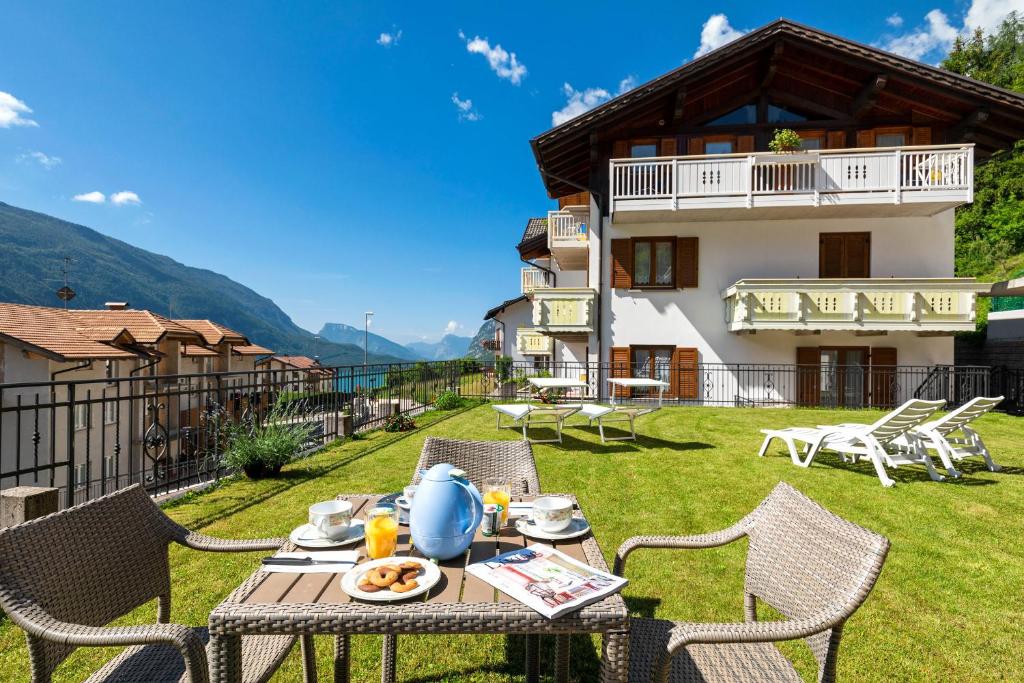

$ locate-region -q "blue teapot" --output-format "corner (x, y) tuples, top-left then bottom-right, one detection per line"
(410, 464), (483, 560)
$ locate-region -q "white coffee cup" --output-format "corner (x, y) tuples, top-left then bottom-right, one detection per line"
(532, 496), (573, 533)
(308, 500), (353, 540)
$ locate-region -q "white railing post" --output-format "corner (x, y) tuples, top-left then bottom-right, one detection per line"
(893, 149), (902, 205)
(746, 156), (754, 209)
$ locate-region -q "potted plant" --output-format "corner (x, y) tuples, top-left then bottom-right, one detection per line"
(768, 128), (803, 153)
(223, 405), (315, 479)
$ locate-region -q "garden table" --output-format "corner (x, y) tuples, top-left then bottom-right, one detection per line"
(208, 493), (629, 683)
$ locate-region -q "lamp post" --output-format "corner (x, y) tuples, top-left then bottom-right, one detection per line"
(364, 311), (374, 366)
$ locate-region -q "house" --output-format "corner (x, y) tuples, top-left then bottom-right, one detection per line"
(257, 355), (325, 392)
(491, 19), (1024, 407)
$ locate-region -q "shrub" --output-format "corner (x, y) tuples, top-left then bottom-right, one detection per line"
(384, 413), (416, 432)
(434, 390), (463, 410)
(223, 406), (316, 479)
(768, 128), (802, 153)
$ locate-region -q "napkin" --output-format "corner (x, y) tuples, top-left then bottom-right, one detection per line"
(263, 550), (360, 574)
(508, 502), (534, 519)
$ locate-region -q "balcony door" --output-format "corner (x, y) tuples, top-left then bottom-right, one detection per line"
(819, 348), (867, 408)
(819, 232), (870, 278)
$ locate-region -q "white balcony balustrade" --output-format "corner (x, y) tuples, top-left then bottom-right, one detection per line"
(722, 278), (989, 334)
(530, 288), (597, 336)
(547, 206), (589, 270)
(520, 267), (551, 294)
(610, 145), (973, 221)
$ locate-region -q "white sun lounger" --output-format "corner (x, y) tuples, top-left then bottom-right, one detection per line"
(492, 403), (581, 444)
(570, 378), (670, 443)
(759, 398), (947, 487)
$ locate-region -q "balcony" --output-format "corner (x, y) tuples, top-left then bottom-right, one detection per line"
(530, 287), (596, 337)
(610, 145), (973, 222)
(520, 267), (552, 294)
(515, 328), (554, 355)
(547, 206), (589, 270)
(722, 278), (988, 334)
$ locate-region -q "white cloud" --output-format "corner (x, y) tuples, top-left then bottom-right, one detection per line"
(694, 14), (746, 58)
(376, 29), (402, 47)
(451, 92), (481, 122)
(110, 190), (142, 206)
(459, 31), (527, 84)
(964, 0), (1024, 33)
(73, 191), (106, 204)
(444, 320), (461, 334)
(551, 76), (636, 127)
(18, 150), (62, 169)
(0, 91), (38, 128)
(880, 0), (1024, 62)
(886, 13), (904, 27)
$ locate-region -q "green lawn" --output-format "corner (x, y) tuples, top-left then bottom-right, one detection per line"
(2, 403), (1022, 681)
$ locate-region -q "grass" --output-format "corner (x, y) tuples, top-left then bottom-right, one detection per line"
(2, 403), (1022, 681)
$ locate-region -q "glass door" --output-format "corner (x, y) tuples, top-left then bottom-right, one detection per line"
(819, 348), (866, 408)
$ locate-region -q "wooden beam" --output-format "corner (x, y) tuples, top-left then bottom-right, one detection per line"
(948, 108), (990, 141)
(768, 89), (850, 121)
(671, 87), (687, 123)
(760, 43), (784, 90)
(852, 75), (888, 118)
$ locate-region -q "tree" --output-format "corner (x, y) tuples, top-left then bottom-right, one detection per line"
(942, 12), (1024, 91)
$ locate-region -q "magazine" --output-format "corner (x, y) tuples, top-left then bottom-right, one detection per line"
(466, 543), (627, 619)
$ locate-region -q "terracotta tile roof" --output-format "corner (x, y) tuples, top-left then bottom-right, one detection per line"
(267, 355), (320, 369)
(175, 319), (248, 345)
(180, 344), (219, 357)
(0, 303), (141, 360)
(68, 310), (202, 344)
(232, 343), (274, 356)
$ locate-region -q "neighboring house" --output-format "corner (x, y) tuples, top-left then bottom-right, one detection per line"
(499, 19), (1024, 407)
(257, 355), (324, 392)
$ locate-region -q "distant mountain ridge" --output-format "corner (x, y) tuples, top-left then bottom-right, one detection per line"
(0, 201), (404, 366)
(465, 320), (496, 360)
(405, 334), (472, 360)
(318, 322), (423, 361)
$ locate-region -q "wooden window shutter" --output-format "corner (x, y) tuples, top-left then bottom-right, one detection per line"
(819, 234), (845, 277)
(827, 131), (847, 149)
(610, 347), (631, 398)
(736, 135), (755, 153)
(612, 141), (629, 158)
(847, 233), (871, 278)
(676, 237), (698, 288)
(796, 347), (821, 407)
(870, 347), (898, 408)
(660, 137), (678, 156)
(672, 348), (699, 400)
(856, 129), (875, 148)
(687, 136), (704, 155)
(610, 239), (632, 288)
(912, 127), (932, 146)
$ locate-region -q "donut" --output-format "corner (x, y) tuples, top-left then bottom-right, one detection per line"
(366, 566), (400, 587)
(401, 570), (419, 583)
(399, 561), (420, 571)
(357, 581), (383, 593)
(389, 578), (419, 593)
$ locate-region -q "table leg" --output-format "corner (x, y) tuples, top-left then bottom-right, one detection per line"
(334, 635), (350, 683)
(301, 634), (317, 683)
(209, 633), (243, 683)
(381, 634), (397, 683)
(600, 630), (629, 683)
(555, 634), (571, 683)
(525, 634), (540, 683)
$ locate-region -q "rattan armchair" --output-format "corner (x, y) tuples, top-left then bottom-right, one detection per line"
(412, 436), (542, 494)
(615, 482), (889, 683)
(0, 484), (308, 683)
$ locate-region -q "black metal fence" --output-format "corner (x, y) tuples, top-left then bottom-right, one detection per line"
(0, 359), (1012, 509)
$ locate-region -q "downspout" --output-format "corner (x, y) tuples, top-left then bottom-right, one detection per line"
(50, 360), (92, 383)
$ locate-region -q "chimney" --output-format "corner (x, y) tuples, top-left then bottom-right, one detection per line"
(104, 302), (129, 311)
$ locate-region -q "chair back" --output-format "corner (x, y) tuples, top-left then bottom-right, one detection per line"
(744, 482), (889, 682)
(865, 399), (945, 445)
(927, 396), (1003, 435)
(413, 437), (541, 495)
(0, 485), (173, 680)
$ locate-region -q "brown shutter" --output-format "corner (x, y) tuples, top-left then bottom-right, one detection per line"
(827, 131), (847, 149)
(819, 234), (845, 277)
(912, 127), (932, 146)
(856, 129), (876, 148)
(676, 237), (698, 288)
(610, 239), (632, 289)
(672, 348), (699, 400)
(796, 347), (821, 407)
(736, 135), (755, 153)
(612, 141), (629, 159)
(687, 136), (704, 155)
(846, 233), (871, 278)
(660, 137), (677, 156)
(610, 347), (631, 398)
(870, 347), (898, 408)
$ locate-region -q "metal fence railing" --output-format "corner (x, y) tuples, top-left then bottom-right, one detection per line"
(0, 359), (1012, 508)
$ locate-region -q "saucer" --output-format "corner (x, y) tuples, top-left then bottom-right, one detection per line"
(514, 517), (591, 541)
(290, 519), (366, 548)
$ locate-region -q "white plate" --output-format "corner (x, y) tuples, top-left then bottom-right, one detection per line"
(289, 519), (366, 549)
(515, 517), (591, 541)
(341, 556), (440, 602)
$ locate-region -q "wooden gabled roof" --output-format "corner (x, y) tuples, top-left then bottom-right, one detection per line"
(532, 18), (1024, 197)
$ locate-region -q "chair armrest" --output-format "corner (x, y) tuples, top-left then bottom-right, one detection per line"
(614, 519), (750, 576)
(180, 530), (286, 553)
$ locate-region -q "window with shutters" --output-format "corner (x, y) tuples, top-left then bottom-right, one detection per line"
(819, 232), (870, 278)
(630, 142), (658, 158)
(632, 238), (675, 287)
(704, 140), (734, 154)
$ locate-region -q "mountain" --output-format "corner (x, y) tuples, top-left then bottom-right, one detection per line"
(318, 322), (423, 361)
(0, 201), (404, 366)
(465, 320), (496, 360)
(405, 334), (472, 360)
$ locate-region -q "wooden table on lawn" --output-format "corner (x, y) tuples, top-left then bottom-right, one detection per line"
(208, 494), (629, 683)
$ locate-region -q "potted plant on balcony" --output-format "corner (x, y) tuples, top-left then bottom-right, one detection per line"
(223, 404), (316, 479)
(768, 128), (803, 154)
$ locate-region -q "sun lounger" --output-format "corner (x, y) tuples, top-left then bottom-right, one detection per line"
(492, 403), (581, 444)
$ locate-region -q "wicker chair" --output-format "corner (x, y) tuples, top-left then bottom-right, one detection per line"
(615, 481), (889, 683)
(412, 436), (542, 494)
(0, 484), (309, 683)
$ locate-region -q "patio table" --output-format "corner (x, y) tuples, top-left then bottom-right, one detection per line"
(208, 493), (629, 683)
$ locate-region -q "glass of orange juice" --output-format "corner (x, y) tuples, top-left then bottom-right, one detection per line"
(482, 478), (511, 526)
(365, 504), (399, 559)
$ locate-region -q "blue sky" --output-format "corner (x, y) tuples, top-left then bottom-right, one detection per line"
(0, 0), (1016, 344)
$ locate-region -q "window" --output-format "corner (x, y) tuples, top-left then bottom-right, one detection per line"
(104, 455), (116, 480)
(704, 140), (734, 154)
(820, 232), (871, 278)
(876, 132), (906, 147)
(631, 347), (674, 385)
(632, 238), (674, 287)
(630, 143), (658, 158)
(74, 403), (89, 431)
(103, 397), (118, 425)
(707, 104), (756, 125)
(799, 137), (822, 150)
(767, 104), (808, 123)
(73, 463), (88, 490)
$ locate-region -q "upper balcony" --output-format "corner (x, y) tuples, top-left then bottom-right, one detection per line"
(610, 145), (973, 223)
(530, 287), (596, 337)
(547, 206), (589, 270)
(520, 267), (552, 294)
(722, 278), (989, 335)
